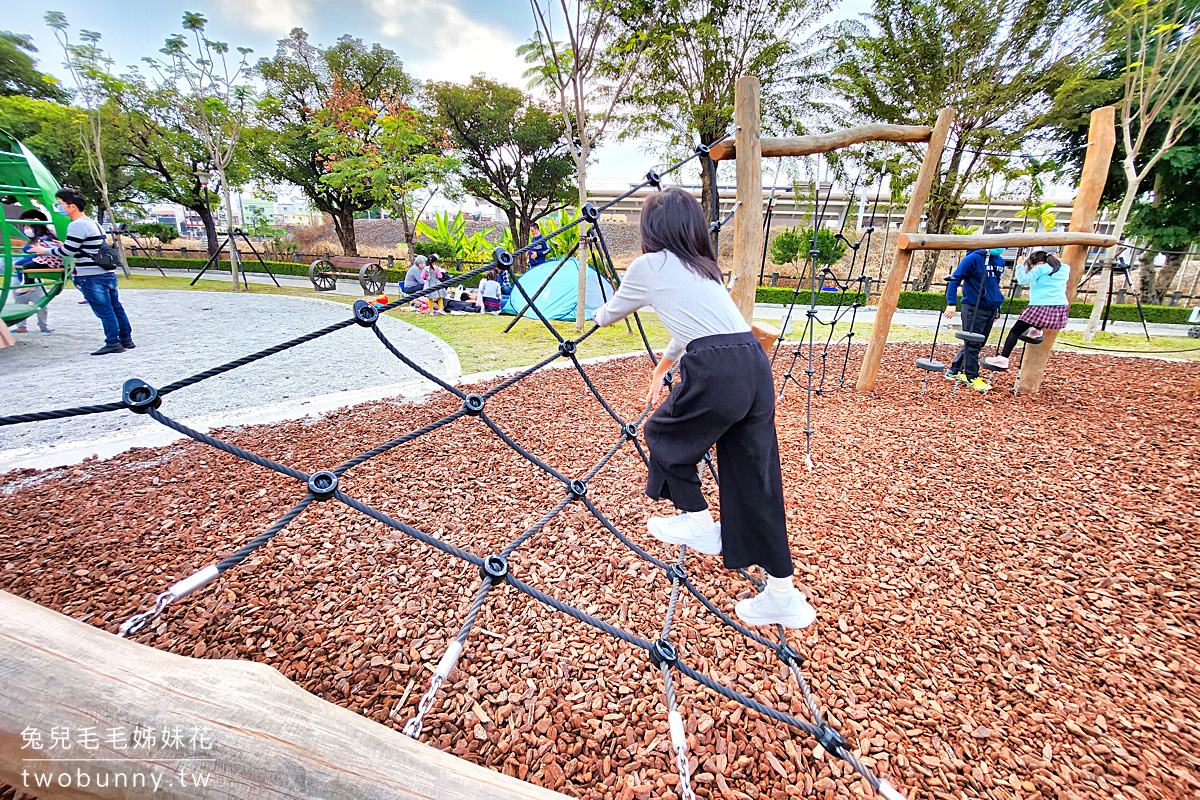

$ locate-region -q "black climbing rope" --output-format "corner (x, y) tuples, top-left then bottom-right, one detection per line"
(3, 129), (903, 800)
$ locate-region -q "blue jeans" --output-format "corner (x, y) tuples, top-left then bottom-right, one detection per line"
(75, 273), (132, 346)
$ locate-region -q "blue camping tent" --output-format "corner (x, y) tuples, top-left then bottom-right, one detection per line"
(502, 258), (616, 321)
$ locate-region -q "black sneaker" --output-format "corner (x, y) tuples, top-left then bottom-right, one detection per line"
(120, 339), (136, 349)
(91, 344), (126, 355)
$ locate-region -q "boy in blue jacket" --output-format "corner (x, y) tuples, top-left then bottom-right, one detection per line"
(943, 229), (1006, 391)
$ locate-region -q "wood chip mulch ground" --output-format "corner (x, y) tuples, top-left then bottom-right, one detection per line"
(2, 343), (1198, 800)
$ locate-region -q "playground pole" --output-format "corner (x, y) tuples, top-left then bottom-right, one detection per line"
(856, 107), (955, 392)
(730, 76), (762, 323)
(1017, 106), (1116, 395)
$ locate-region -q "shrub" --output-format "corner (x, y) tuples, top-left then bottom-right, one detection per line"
(768, 226), (846, 267)
(755, 286), (867, 306)
(130, 222), (180, 245)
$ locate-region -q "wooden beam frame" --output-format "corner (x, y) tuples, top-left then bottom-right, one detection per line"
(0, 590), (569, 800)
(856, 108), (956, 392)
(709, 123), (932, 162)
(729, 76), (762, 322)
(1018, 106), (1116, 395)
(897, 232), (1117, 250)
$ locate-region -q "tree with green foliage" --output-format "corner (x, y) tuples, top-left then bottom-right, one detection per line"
(0, 94), (133, 212)
(428, 76), (574, 265)
(522, 0), (653, 328)
(1126, 130), (1200, 304)
(313, 75), (457, 254)
(1049, 0), (1200, 337)
(613, 0), (830, 220)
(112, 70), (245, 256)
(140, 11), (255, 288)
(45, 12), (132, 274)
(254, 29), (416, 256)
(0, 31), (67, 100)
(827, 0), (1081, 292)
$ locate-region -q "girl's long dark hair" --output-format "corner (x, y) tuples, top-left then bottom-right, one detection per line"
(639, 187), (722, 282)
(1030, 249), (1062, 274)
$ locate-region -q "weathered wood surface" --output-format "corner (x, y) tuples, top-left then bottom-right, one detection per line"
(897, 231), (1117, 251)
(1019, 106), (1117, 395)
(709, 123), (932, 162)
(856, 108), (955, 392)
(0, 590), (569, 800)
(729, 76), (762, 322)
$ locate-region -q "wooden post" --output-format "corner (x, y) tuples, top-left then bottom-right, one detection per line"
(0, 590), (568, 800)
(1018, 106), (1116, 395)
(730, 76), (762, 323)
(856, 107), (955, 392)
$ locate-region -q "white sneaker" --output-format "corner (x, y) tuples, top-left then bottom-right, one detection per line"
(983, 355), (1010, 369)
(647, 514), (722, 555)
(735, 588), (816, 629)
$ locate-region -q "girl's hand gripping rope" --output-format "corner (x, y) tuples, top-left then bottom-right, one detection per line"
(645, 357), (676, 409)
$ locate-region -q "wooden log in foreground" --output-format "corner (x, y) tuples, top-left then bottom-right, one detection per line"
(897, 231), (1117, 251)
(709, 123), (932, 162)
(0, 590), (568, 800)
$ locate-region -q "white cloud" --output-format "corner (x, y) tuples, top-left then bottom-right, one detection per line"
(215, 0), (317, 34)
(366, 0), (528, 86)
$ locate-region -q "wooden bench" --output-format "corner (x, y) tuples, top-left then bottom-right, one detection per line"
(308, 255), (387, 295)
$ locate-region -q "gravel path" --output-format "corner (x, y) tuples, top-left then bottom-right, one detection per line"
(0, 290), (458, 468)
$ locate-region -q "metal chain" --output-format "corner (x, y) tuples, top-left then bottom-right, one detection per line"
(661, 665), (696, 800)
(674, 744), (698, 800)
(402, 639), (464, 739)
(402, 675), (446, 738)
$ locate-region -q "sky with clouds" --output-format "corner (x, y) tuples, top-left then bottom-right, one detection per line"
(9, 0), (871, 187)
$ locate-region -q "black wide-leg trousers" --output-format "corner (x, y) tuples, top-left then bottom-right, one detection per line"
(643, 332), (794, 578)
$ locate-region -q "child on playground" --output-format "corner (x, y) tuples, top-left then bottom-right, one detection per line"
(944, 229), (1007, 392)
(477, 270), (503, 314)
(983, 249), (1069, 370)
(591, 187), (814, 629)
(9, 208), (58, 334)
(423, 253), (447, 315)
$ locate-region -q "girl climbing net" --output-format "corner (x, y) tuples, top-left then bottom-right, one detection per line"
(591, 188), (816, 630)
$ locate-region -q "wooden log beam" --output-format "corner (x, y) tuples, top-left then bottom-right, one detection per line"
(897, 231), (1117, 251)
(856, 108), (956, 392)
(1018, 106), (1117, 396)
(709, 124), (932, 162)
(729, 76), (762, 322)
(0, 590), (569, 800)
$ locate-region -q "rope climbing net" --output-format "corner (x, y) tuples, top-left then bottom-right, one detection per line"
(1, 138), (902, 800)
(770, 159), (883, 470)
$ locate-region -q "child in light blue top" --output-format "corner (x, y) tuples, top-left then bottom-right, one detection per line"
(1018, 252), (1069, 307)
(984, 250), (1071, 369)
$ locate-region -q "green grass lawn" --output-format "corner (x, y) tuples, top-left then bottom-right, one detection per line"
(114, 273), (1200, 371)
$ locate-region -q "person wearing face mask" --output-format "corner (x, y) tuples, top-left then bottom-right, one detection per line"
(8, 208), (60, 334)
(943, 229), (1007, 392)
(29, 188), (132, 355)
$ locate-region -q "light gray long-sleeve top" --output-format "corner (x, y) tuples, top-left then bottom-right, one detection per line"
(593, 249), (750, 362)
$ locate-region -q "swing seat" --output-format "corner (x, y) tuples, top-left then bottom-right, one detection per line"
(980, 359), (1008, 372)
(1018, 333), (1044, 345)
(915, 358), (945, 372)
(954, 331), (987, 344)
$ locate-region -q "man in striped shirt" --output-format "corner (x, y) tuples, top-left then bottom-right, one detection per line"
(31, 188), (134, 355)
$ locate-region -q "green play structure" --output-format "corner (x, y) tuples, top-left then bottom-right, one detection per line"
(1, 129), (69, 329)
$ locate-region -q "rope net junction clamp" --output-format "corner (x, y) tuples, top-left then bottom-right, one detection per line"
(9, 125), (904, 800)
